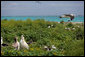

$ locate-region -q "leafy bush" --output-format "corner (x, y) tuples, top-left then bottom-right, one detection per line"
(66, 22), (74, 28)
(64, 39), (84, 56)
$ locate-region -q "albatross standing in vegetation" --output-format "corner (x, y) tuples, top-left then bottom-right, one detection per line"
(1, 37), (8, 46)
(12, 37), (20, 50)
(20, 35), (29, 49)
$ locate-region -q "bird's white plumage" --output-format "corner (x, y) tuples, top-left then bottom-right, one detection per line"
(48, 26), (50, 28)
(12, 41), (20, 50)
(70, 14), (74, 16)
(44, 45), (56, 51)
(44, 46), (48, 49)
(77, 26), (80, 28)
(51, 25), (53, 27)
(12, 37), (20, 50)
(20, 35), (29, 49)
(44, 46), (50, 51)
(65, 27), (68, 30)
(1, 37), (3, 45)
(17, 41), (20, 50)
(72, 28), (75, 30)
(68, 28), (70, 30)
(52, 45), (56, 49)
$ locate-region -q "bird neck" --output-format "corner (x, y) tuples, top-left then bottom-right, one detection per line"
(1, 39), (3, 41)
(22, 38), (25, 42)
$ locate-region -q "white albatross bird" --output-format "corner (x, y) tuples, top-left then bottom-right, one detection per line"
(1, 37), (8, 46)
(20, 35), (29, 49)
(12, 37), (20, 50)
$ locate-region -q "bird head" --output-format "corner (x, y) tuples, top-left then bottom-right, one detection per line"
(14, 37), (18, 42)
(21, 35), (24, 40)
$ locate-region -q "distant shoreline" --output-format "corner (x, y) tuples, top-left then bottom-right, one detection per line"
(60, 22), (84, 24)
(71, 22), (84, 24)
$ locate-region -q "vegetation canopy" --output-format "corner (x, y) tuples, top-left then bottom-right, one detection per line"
(1, 19), (84, 56)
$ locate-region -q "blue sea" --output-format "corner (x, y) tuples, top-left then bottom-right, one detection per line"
(1, 16), (84, 22)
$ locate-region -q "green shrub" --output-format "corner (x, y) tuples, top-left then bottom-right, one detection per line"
(66, 22), (74, 28)
(64, 39), (84, 56)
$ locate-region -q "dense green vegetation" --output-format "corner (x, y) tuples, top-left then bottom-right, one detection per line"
(1, 19), (84, 56)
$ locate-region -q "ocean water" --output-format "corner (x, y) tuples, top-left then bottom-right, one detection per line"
(1, 16), (84, 22)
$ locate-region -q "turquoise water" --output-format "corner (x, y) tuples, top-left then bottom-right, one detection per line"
(1, 16), (84, 22)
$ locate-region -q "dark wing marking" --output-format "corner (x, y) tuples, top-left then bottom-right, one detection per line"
(2, 44), (8, 46)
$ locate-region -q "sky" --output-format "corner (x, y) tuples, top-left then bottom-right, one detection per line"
(1, 1), (84, 16)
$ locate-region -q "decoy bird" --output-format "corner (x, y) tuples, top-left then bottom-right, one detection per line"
(20, 35), (29, 49)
